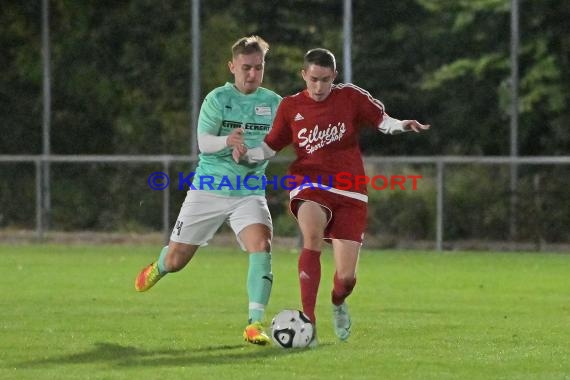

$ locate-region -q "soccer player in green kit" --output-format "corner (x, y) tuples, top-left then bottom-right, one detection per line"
(135, 36), (281, 345)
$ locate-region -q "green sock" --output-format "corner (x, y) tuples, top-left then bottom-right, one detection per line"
(247, 252), (273, 324)
(156, 246), (169, 275)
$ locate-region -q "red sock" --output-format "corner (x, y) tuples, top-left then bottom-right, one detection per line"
(298, 248), (321, 323)
(331, 271), (356, 306)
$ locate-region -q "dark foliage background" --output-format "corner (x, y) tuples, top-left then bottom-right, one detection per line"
(1, 1), (568, 246)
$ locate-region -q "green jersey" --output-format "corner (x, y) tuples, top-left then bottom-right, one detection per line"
(194, 82), (282, 196)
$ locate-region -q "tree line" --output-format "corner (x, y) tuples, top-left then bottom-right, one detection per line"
(2, 0), (568, 156)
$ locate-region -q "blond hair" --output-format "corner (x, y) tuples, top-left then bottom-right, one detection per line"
(231, 35), (269, 58)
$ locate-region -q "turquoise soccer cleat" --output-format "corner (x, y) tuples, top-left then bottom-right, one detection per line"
(332, 302), (352, 341)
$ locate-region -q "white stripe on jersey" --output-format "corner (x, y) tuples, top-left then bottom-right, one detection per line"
(334, 83), (385, 113)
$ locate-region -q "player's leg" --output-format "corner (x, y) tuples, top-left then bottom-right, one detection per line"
(295, 200), (329, 325)
(135, 242), (199, 292)
(327, 196), (366, 341)
(229, 195), (273, 345)
(331, 239), (359, 305)
(330, 239), (360, 340)
(240, 223), (273, 323)
(239, 223), (273, 345)
(135, 190), (227, 292)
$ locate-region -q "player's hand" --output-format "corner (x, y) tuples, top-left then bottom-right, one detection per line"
(232, 144), (247, 163)
(226, 128), (245, 148)
(402, 120), (431, 133)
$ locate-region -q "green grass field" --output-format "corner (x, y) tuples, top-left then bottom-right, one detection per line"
(1, 244), (569, 379)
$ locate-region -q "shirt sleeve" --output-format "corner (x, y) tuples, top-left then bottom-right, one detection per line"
(195, 92), (228, 153)
(198, 133), (227, 153)
(351, 85), (385, 129)
(197, 92), (223, 135)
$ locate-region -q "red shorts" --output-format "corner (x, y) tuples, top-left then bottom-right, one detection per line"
(290, 188), (367, 243)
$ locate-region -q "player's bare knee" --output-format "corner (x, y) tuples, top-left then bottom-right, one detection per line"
(247, 237), (271, 253)
(336, 272), (356, 286)
(301, 232), (323, 249)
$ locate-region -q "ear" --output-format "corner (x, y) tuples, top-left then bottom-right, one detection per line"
(228, 60), (235, 74)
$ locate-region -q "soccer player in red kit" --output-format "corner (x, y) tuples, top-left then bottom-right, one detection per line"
(235, 48), (430, 346)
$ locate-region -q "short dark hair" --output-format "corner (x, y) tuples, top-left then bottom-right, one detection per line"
(304, 48), (336, 71)
(231, 35), (269, 58)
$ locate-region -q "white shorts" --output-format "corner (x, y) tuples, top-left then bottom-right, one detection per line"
(170, 190), (272, 249)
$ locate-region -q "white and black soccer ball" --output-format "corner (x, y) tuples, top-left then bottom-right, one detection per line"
(270, 309), (314, 348)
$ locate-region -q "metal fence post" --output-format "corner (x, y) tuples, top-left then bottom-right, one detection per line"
(35, 159), (44, 240)
(41, 0), (52, 235)
(509, 0), (520, 242)
(162, 159), (171, 244)
(436, 160), (444, 251)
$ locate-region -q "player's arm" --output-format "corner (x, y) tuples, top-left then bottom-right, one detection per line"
(351, 85), (430, 135)
(378, 115), (430, 134)
(199, 128), (244, 153)
(233, 100), (291, 163)
(235, 141), (277, 163)
(196, 93), (245, 153)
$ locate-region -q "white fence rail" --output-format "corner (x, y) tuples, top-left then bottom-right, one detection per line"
(1, 155), (569, 250)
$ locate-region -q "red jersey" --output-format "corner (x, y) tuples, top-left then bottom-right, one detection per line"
(265, 83), (385, 196)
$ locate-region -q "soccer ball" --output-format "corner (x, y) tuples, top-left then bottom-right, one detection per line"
(270, 309), (314, 348)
